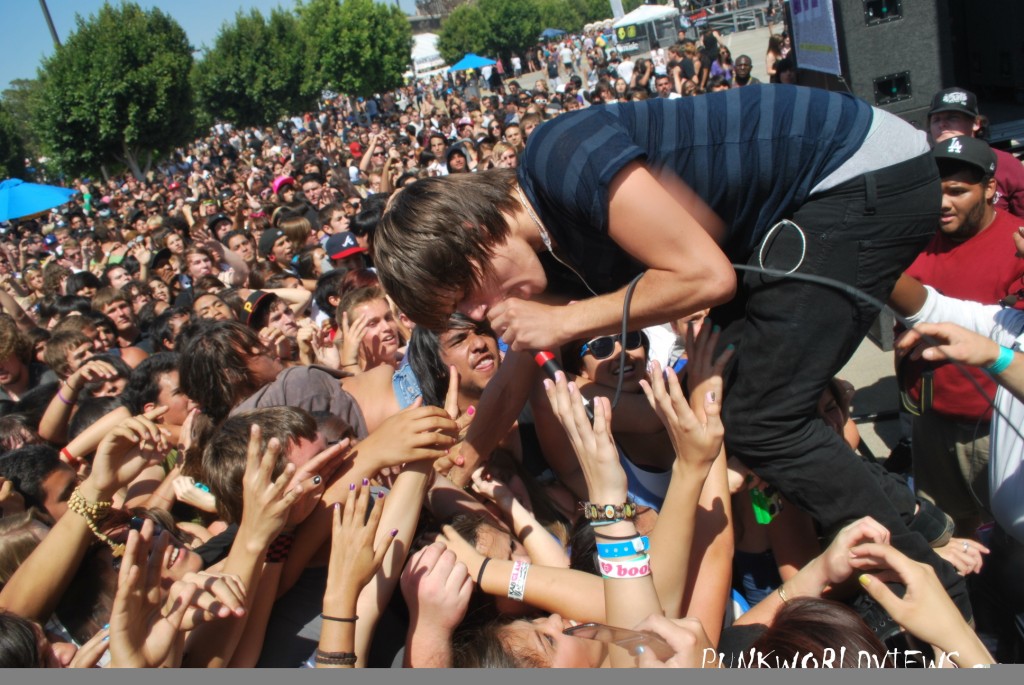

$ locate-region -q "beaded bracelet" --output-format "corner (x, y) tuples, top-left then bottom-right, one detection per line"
(315, 649), (357, 666)
(66, 487), (124, 557)
(597, 553), (651, 579)
(581, 501), (637, 521)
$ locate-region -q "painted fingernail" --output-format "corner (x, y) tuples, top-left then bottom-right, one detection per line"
(542, 379), (552, 390)
(334, 502), (340, 511)
(377, 491), (385, 499)
(467, 405), (476, 416)
(102, 636), (109, 642)
(103, 623), (109, 630)
(712, 324), (721, 333)
(706, 390), (716, 403)
(362, 478), (369, 486)
(312, 475), (322, 486)
(390, 528), (398, 537)
(858, 574), (871, 587)
(349, 483), (356, 491)
(726, 343), (735, 351)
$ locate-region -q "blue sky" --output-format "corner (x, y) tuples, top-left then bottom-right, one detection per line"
(0, 0), (418, 92)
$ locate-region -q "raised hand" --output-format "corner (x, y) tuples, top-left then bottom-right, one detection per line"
(543, 371), (626, 504)
(238, 425), (302, 547)
(172, 476), (218, 513)
(339, 311), (369, 370)
(86, 408), (170, 500)
(108, 521), (194, 668)
(681, 319), (733, 422)
(325, 482), (395, 605)
(851, 541), (994, 666)
(640, 360), (723, 475)
(400, 541), (473, 631)
(64, 358), (120, 394)
(355, 399), (459, 471)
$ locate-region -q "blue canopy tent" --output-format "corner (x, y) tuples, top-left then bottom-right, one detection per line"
(0, 178), (78, 222)
(448, 53), (496, 72)
(540, 28), (566, 40)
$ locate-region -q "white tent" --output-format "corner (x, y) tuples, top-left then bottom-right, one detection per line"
(612, 4), (679, 29)
(410, 33), (445, 79)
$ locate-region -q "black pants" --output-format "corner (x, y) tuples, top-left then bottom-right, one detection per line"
(717, 152), (971, 618)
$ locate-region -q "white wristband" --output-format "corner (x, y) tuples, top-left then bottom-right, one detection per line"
(507, 560), (530, 602)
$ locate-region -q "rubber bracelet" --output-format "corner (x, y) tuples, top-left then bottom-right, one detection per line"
(60, 447), (83, 469)
(597, 553), (651, 579)
(476, 557), (491, 587)
(588, 519), (624, 528)
(596, 536), (649, 559)
(320, 615), (358, 623)
(507, 560), (530, 601)
(986, 345), (1015, 375)
(57, 386), (74, 406)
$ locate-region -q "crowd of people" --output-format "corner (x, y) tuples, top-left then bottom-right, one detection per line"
(0, 24), (1021, 669)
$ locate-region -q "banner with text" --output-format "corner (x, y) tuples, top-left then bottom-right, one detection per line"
(791, 0), (842, 76)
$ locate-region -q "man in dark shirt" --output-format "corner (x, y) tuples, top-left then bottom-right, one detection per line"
(375, 85), (970, 618)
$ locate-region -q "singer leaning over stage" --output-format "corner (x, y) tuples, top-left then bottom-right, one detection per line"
(373, 84), (968, 619)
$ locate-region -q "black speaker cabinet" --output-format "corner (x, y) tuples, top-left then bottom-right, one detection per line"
(797, 1), (954, 128)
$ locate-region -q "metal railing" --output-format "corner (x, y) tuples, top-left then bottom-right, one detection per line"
(683, 1), (773, 35)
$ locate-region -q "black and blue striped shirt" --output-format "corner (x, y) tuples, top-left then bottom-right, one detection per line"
(518, 85), (874, 295)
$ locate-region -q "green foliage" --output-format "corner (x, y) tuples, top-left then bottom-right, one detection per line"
(576, 0), (615, 24)
(478, 0), (543, 61)
(0, 79), (45, 162)
(575, 0), (644, 25)
(439, 0), (548, 64)
(193, 8), (312, 129)
(436, 4), (488, 65)
(0, 101), (26, 180)
(299, 0), (413, 99)
(535, 0), (583, 33)
(35, 2), (194, 180)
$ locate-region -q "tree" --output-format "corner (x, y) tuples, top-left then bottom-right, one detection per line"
(0, 101), (26, 180)
(1, 79), (45, 162)
(299, 0), (413, 99)
(478, 0), (544, 62)
(535, 0), (583, 33)
(436, 3), (489, 65)
(35, 3), (194, 180)
(193, 8), (313, 129)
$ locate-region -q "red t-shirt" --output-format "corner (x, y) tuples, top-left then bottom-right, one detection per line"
(903, 209), (1024, 420)
(993, 147), (1024, 219)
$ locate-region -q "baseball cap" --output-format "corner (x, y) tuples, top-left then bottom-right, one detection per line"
(242, 290), (277, 328)
(271, 176), (295, 196)
(929, 88), (979, 118)
(325, 231), (366, 261)
(259, 227), (287, 257)
(149, 248), (173, 270)
(206, 213), (232, 231)
(349, 142), (364, 159)
(931, 136), (996, 176)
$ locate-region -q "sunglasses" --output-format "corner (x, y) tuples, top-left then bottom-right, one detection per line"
(579, 331), (645, 360)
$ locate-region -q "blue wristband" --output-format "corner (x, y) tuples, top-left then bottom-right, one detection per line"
(986, 346), (1015, 375)
(596, 536), (649, 559)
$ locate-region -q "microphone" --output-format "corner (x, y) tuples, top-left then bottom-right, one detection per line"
(533, 351), (594, 421)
